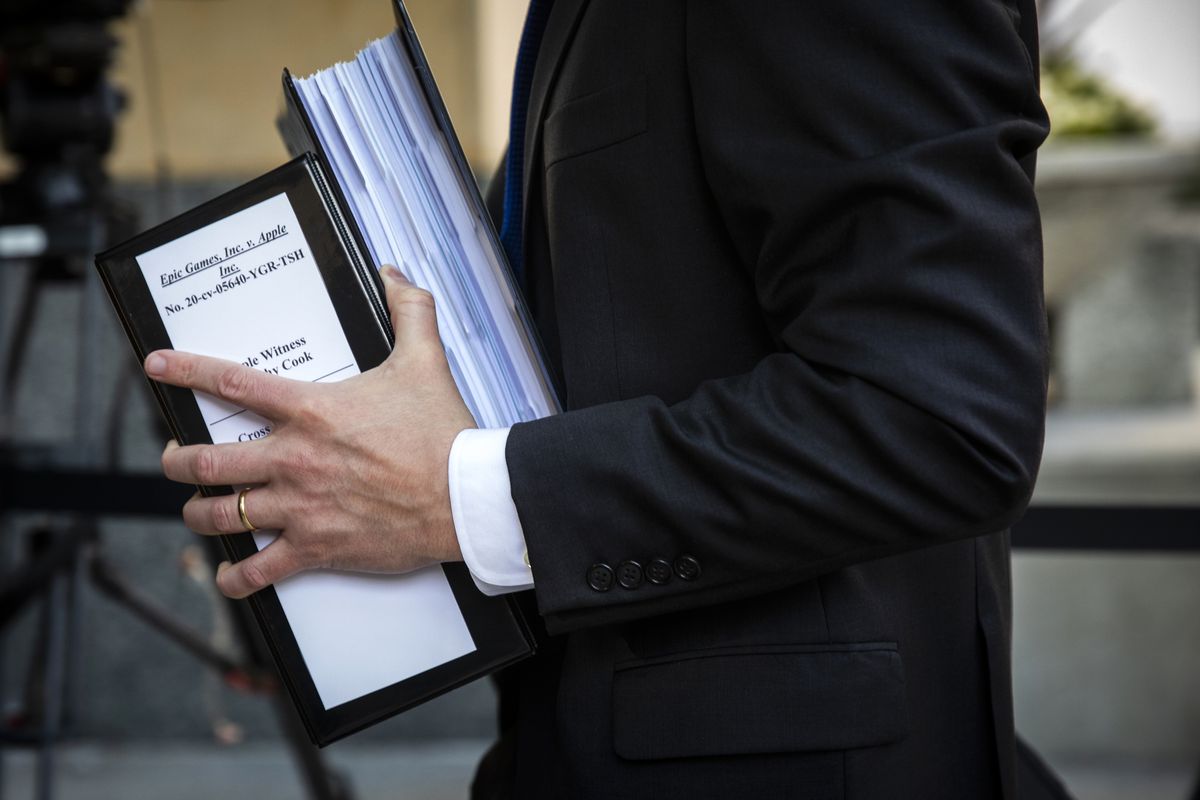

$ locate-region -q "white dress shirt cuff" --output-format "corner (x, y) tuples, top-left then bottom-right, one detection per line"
(448, 426), (534, 596)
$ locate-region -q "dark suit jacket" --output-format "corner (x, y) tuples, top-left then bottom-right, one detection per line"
(478, 1), (1048, 798)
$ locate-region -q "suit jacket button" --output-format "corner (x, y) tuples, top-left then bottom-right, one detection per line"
(617, 560), (643, 589)
(646, 558), (673, 585)
(587, 563), (615, 592)
(674, 554), (701, 581)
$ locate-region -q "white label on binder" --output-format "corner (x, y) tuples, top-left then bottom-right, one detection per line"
(136, 192), (475, 710)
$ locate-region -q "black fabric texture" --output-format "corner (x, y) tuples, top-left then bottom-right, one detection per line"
(477, 0), (1050, 797)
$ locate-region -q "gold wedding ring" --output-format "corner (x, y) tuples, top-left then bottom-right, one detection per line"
(237, 488), (257, 532)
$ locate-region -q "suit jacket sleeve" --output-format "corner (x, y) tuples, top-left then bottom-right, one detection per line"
(507, 0), (1050, 634)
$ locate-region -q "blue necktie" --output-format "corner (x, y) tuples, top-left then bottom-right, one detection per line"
(499, 0), (553, 287)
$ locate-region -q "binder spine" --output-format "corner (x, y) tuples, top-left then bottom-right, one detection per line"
(391, 0), (563, 414)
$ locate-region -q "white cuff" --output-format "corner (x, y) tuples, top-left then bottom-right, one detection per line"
(448, 426), (534, 596)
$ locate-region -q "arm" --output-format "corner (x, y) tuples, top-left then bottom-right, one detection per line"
(509, 0), (1050, 633)
(144, 2), (1046, 618)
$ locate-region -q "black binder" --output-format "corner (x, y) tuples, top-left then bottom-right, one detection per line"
(95, 1), (543, 747)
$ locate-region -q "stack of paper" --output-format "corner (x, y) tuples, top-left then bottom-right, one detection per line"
(293, 33), (556, 429)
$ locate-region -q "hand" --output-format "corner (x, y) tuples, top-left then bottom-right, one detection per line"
(146, 266), (475, 599)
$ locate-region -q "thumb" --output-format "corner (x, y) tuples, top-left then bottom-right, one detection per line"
(380, 265), (439, 350)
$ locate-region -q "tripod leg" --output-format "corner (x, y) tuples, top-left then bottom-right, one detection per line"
(0, 629), (5, 800)
(34, 568), (70, 800)
(89, 553), (247, 677)
(0, 526), (84, 631)
(0, 527), (8, 800)
(0, 267), (41, 439)
(268, 693), (353, 800)
(60, 531), (90, 734)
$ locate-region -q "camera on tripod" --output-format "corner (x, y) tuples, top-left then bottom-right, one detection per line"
(0, 8), (355, 798)
(0, 0), (132, 277)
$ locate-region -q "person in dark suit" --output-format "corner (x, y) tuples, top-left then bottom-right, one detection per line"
(146, 0), (1049, 797)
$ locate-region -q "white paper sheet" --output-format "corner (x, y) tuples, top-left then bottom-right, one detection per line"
(136, 192), (476, 710)
(294, 33), (557, 432)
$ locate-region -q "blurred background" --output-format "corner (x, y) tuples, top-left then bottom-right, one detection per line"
(1, 0), (1199, 798)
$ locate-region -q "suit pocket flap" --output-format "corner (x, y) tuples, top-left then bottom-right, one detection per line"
(544, 75), (647, 167)
(612, 643), (909, 760)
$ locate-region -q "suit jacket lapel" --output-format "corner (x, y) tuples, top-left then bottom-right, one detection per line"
(521, 0), (590, 231)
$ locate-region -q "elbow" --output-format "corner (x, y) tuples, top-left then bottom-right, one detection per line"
(958, 410), (1045, 537)
(984, 449), (1039, 533)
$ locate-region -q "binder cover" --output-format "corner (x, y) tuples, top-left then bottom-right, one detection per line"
(96, 0), (559, 746)
(96, 145), (534, 747)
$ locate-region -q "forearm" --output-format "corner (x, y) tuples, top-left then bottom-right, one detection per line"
(511, 343), (1042, 633)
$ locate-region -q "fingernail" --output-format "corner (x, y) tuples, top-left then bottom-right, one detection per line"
(216, 561), (231, 575)
(382, 265), (403, 282)
(145, 352), (167, 376)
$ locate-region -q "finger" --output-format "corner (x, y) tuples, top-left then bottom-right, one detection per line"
(162, 440), (273, 486)
(380, 265), (439, 349)
(215, 539), (305, 599)
(182, 488), (286, 535)
(144, 350), (302, 420)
